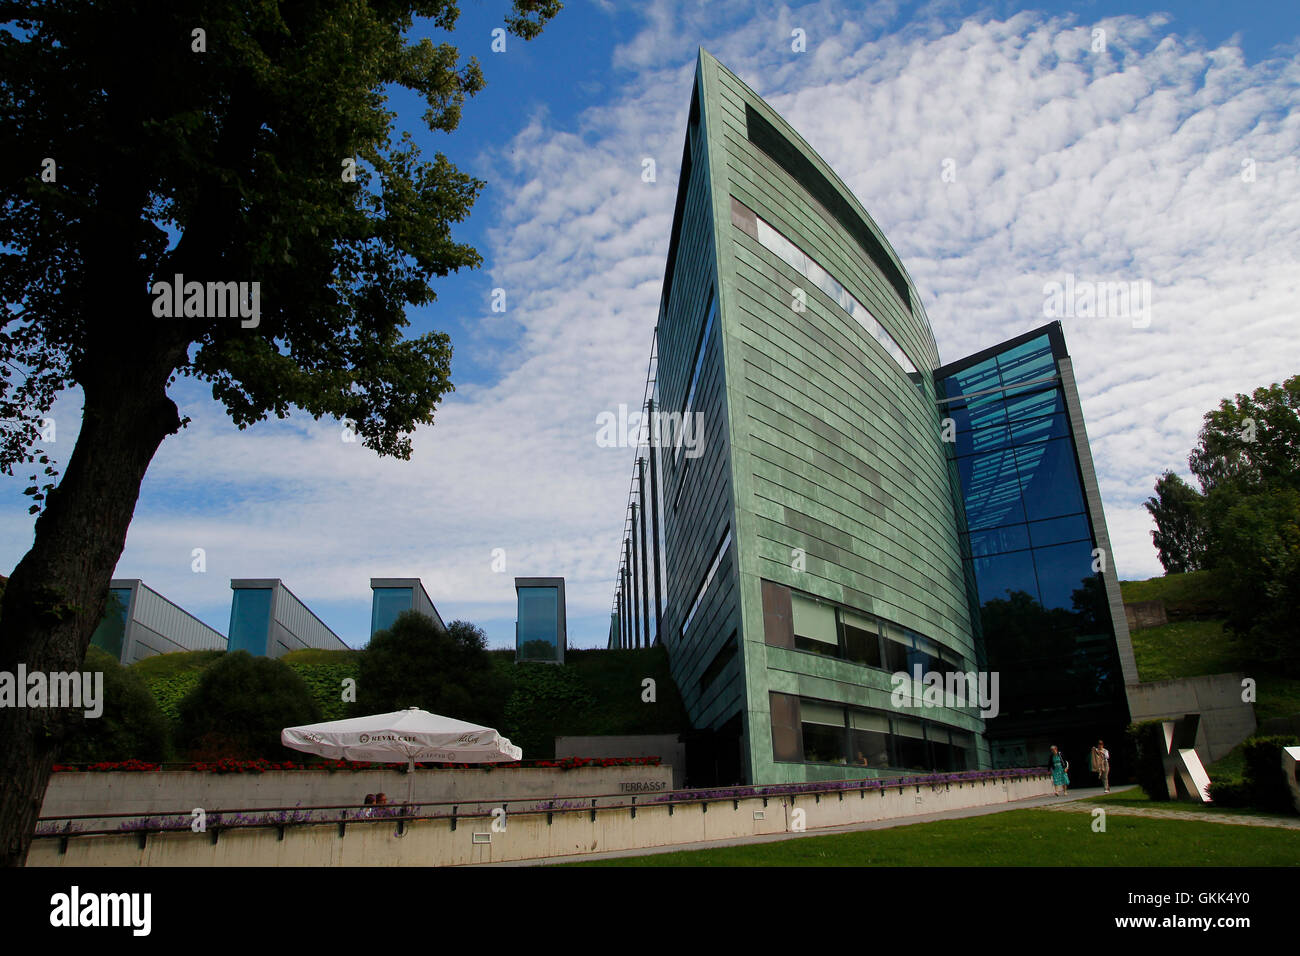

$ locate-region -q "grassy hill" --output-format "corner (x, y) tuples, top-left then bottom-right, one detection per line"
(1119, 571), (1300, 778)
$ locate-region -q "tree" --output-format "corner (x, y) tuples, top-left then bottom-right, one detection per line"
(175, 651), (322, 760)
(0, 0), (561, 865)
(1209, 485), (1300, 672)
(1188, 376), (1300, 497)
(1143, 471), (1208, 573)
(354, 613), (507, 725)
(1149, 376), (1300, 670)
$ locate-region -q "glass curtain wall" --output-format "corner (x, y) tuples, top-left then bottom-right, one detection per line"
(936, 331), (1127, 758)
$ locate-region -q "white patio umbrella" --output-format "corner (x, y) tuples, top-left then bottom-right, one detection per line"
(281, 706), (523, 808)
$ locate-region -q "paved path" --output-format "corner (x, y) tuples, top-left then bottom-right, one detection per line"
(1044, 799), (1300, 830)
(482, 785), (1127, 867)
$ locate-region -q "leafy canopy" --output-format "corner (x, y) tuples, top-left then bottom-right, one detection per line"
(354, 612), (507, 725)
(0, 0), (561, 482)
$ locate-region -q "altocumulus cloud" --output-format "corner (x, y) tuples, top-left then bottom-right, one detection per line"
(3, 3), (1296, 645)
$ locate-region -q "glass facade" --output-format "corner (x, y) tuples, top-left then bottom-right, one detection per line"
(228, 587), (273, 656)
(936, 330), (1128, 764)
(370, 587), (413, 636)
(90, 587), (133, 660)
(517, 586), (560, 662)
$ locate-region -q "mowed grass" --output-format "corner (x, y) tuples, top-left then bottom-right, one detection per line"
(565, 808), (1300, 866)
(1129, 619), (1245, 682)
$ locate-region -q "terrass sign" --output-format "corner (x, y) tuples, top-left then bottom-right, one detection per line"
(619, 781), (668, 793)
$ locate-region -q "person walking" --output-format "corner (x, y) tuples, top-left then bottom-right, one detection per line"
(1048, 745), (1070, 796)
(1091, 740), (1111, 793)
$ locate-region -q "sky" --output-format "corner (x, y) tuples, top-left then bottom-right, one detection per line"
(2, 0), (1298, 649)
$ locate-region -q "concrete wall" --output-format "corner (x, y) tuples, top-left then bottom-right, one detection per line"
(29, 773), (1054, 867)
(1124, 600), (1168, 632)
(1126, 673), (1257, 762)
(555, 736), (687, 789)
(40, 766), (674, 822)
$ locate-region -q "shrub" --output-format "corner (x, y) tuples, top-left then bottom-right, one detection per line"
(285, 660), (357, 721)
(1241, 734), (1300, 814)
(1207, 778), (1253, 807)
(176, 651), (321, 760)
(57, 647), (169, 763)
(353, 614), (506, 726)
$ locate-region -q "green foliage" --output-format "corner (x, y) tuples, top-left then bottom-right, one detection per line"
(1118, 570), (1224, 617)
(1144, 471), (1208, 573)
(176, 651), (321, 760)
(502, 665), (597, 760)
(131, 650), (228, 726)
(1189, 376), (1300, 497)
(498, 648), (690, 760)
(1128, 720), (1170, 801)
(1208, 485), (1300, 672)
(1207, 778), (1253, 807)
(1128, 619), (1245, 682)
(353, 613), (506, 725)
(1145, 376), (1300, 672)
(130, 649), (228, 679)
(57, 647), (169, 763)
(1, 1), (564, 476)
(285, 660), (358, 722)
(1240, 735), (1300, 814)
(147, 672), (205, 728)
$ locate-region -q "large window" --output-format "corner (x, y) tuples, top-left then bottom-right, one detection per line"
(90, 587), (133, 660)
(791, 594), (837, 657)
(774, 695), (975, 772)
(517, 586), (560, 662)
(782, 587), (966, 678)
(370, 587), (412, 637)
(800, 702), (848, 764)
(228, 587), (273, 656)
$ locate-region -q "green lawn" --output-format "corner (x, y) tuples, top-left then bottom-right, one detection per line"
(566, 808), (1300, 866)
(1118, 571), (1224, 616)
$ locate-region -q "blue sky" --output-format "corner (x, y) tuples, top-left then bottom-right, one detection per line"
(3, 0), (1298, 649)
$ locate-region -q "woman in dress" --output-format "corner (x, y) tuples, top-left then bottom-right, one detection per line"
(1048, 745), (1070, 796)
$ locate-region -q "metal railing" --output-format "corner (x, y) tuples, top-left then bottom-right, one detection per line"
(34, 767), (1052, 847)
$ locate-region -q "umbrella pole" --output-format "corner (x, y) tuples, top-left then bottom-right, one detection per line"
(406, 757), (415, 812)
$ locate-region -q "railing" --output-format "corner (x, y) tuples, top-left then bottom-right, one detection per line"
(34, 767), (1051, 848)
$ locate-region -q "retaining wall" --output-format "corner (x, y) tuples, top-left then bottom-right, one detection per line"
(29, 773), (1054, 867)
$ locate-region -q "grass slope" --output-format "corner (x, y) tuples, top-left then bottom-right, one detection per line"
(568, 808), (1300, 866)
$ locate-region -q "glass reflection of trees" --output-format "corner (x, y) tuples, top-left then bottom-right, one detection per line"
(979, 574), (1122, 718)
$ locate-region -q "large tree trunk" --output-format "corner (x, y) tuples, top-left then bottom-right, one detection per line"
(0, 346), (184, 866)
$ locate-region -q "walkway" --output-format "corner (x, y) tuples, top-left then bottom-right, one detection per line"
(1042, 799), (1300, 830)
(484, 785), (1128, 866)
